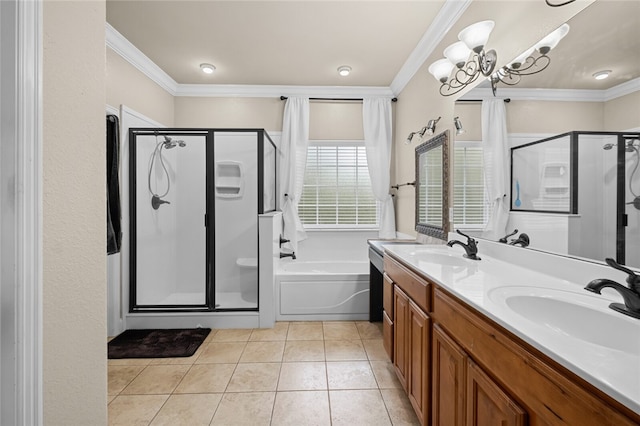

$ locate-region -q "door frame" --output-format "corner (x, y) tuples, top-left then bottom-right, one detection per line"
(0, 0), (43, 424)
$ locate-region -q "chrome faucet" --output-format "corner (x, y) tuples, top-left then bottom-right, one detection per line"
(280, 251), (296, 260)
(585, 258), (640, 319)
(508, 233), (530, 248)
(447, 229), (480, 260)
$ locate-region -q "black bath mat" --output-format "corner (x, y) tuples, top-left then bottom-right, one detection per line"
(108, 328), (211, 359)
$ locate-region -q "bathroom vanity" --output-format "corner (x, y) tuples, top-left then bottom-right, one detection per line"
(381, 243), (640, 426)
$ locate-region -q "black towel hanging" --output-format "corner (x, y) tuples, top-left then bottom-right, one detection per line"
(107, 114), (122, 254)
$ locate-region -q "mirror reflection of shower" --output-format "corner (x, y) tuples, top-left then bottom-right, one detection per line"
(603, 138), (640, 210)
(148, 134), (187, 209)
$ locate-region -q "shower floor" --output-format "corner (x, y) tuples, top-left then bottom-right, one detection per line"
(145, 291), (257, 309)
(215, 291), (257, 310)
(156, 292), (206, 306)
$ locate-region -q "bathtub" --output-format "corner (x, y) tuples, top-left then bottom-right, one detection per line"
(276, 260), (370, 321)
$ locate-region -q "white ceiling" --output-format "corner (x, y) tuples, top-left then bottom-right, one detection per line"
(106, 1), (640, 94)
(106, 0), (444, 87)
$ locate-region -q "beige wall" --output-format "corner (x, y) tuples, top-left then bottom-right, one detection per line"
(454, 94), (640, 138)
(455, 100), (607, 138)
(107, 48), (175, 126)
(43, 1), (107, 424)
(309, 102), (364, 140)
(604, 91), (640, 131)
(174, 97), (283, 130)
(394, 69), (454, 237)
(174, 97), (366, 140)
(507, 100), (605, 133)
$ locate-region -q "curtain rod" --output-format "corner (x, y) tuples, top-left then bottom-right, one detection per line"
(456, 98), (511, 103)
(280, 96), (397, 102)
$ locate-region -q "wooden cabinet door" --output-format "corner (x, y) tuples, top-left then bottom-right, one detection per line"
(432, 324), (466, 426)
(393, 285), (410, 391)
(466, 359), (526, 426)
(408, 300), (430, 426)
(382, 310), (393, 361)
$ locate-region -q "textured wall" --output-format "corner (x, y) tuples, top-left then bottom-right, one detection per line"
(394, 69), (453, 237)
(604, 91), (640, 131)
(174, 97), (283, 130)
(43, 1), (107, 424)
(106, 48), (175, 126)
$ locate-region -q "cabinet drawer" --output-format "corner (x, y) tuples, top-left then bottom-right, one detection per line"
(383, 273), (394, 316)
(384, 255), (431, 313)
(382, 310), (393, 361)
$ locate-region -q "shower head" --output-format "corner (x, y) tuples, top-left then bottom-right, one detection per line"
(603, 143), (615, 150)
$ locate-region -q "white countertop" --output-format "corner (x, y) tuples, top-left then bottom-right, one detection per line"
(382, 243), (640, 415)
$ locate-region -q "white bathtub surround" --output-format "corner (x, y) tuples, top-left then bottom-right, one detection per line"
(384, 239), (640, 414)
(363, 98), (396, 239)
(258, 212), (282, 328)
(279, 97), (309, 254)
(276, 260), (369, 321)
(295, 230), (377, 262)
(275, 230), (375, 321)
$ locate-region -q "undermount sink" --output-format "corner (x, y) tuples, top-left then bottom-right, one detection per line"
(489, 287), (640, 355)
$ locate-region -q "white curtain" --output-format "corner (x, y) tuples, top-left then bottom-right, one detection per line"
(279, 97), (309, 254)
(481, 99), (510, 240)
(363, 98), (396, 239)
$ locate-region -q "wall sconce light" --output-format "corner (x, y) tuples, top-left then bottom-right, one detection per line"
(426, 116), (441, 136)
(428, 20), (497, 97)
(454, 117), (465, 135)
(405, 116), (441, 144)
(489, 24), (570, 95)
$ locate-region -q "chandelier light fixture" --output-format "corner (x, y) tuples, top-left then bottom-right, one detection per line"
(489, 23), (570, 95)
(428, 20), (497, 97)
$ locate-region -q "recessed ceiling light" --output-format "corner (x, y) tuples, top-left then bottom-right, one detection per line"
(337, 66), (352, 77)
(200, 63), (216, 74)
(592, 70), (611, 80)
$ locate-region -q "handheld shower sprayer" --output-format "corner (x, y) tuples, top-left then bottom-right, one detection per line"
(148, 134), (187, 209)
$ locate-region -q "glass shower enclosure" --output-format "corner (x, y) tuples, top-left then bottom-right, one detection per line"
(129, 128), (276, 312)
(511, 131), (640, 268)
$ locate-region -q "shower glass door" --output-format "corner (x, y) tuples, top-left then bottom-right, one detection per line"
(624, 136), (640, 269)
(131, 130), (209, 310)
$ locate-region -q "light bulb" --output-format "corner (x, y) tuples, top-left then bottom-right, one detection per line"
(338, 66), (351, 77)
(200, 63), (216, 74)
(458, 20), (495, 53)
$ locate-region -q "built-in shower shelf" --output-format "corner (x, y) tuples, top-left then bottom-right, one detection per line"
(236, 257), (258, 268)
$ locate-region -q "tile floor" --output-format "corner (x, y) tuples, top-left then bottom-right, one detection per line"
(108, 321), (420, 426)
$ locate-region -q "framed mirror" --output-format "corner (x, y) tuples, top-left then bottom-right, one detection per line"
(415, 130), (449, 239)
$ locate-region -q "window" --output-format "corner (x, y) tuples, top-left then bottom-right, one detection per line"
(299, 141), (378, 228)
(453, 142), (488, 227)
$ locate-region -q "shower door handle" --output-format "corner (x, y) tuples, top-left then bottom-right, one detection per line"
(204, 214), (208, 227)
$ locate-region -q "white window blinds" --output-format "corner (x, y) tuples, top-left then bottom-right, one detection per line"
(453, 143), (488, 227)
(299, 141), (378, 228)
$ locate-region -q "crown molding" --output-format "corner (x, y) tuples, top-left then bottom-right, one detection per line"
(463, 77), (640, 103)
(389, 0), (472, 96)
(106, 23), (178, 95)
(175, 84), (395, 98)
(604, 77), (640, 102)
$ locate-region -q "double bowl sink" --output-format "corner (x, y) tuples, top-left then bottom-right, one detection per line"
(393, 245), (640, 357)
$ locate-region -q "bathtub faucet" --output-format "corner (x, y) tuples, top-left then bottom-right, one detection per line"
(280, 251), (296, 260)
